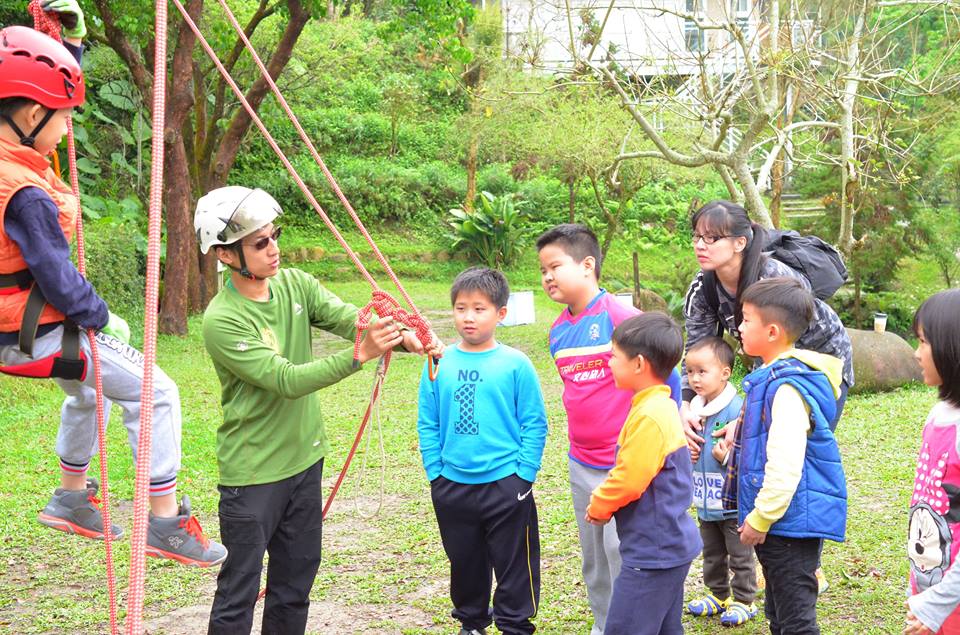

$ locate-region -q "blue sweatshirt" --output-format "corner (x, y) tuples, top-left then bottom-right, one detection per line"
(0, 41), (107, 346)
(417, 342), (548, 484)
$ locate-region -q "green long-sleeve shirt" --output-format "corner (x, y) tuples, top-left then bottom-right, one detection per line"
(201, 268), (361, 485)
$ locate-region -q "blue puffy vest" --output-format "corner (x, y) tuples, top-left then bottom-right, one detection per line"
(737, 357), (847, 542)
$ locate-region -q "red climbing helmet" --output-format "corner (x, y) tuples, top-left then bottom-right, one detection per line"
(0, 25), (85, 109)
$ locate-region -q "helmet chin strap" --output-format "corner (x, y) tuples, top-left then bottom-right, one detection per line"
(230, 244), (265, 281)
(1, 109), (56, 148)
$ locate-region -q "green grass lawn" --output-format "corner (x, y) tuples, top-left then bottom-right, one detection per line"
(0, 277), (933, 634)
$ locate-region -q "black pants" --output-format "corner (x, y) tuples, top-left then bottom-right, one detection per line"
(755, 534), (822, 635)
(208, 459), (324, 635)
(431, 474), (540, 635)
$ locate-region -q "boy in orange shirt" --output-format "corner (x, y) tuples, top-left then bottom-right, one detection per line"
(585, 312), (701, 635)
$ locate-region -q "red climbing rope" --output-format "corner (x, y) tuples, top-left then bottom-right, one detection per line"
(124, 0), (168, 630)
(214, 0), (425, 315)
(353, 291), (432, 372)
(169, 0), (438, 521)
(170, 0), (435, 362)
(27, 4), (119, 634)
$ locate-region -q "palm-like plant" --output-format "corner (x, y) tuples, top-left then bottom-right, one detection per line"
(446, 191), (529, 268)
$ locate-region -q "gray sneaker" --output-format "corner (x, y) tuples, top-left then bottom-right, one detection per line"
(38, 477), (124, 540)
(146, 495), (227, 567)
(458, 629), (487, 635)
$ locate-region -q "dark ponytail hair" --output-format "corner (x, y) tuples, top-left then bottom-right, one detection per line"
(691, 200), (767, 327)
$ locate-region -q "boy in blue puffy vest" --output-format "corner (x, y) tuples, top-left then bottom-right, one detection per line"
(723, 278), (846, 635)
(684, 337), (758, 627)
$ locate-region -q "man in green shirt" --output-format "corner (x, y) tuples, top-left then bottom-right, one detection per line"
(195, 186), (442, 635)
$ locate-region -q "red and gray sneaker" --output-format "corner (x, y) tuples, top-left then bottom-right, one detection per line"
(38, 478), (124, 540)
(146, 495), (227, 568)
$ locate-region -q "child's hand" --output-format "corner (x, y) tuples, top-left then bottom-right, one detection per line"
(680, 403), (706, 455)
(903, 603), (935, 635)
(584, 510), (609, 526)
(738, 522), (766, 545)
(722, 420), (738, 446)
(711, 438), (729, 463)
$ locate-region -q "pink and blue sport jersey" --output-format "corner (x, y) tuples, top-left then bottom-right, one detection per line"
(549, 290), (682, 469)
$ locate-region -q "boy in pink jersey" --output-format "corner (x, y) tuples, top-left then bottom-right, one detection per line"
(537, 224), (681, 634)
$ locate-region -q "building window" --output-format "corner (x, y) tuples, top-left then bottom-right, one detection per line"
(685, 0), (705, 51)
(732, 0), (750, 37)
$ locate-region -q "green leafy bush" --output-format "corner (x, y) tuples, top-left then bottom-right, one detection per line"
(446, 191), (529, 268)
(251, 156), (465, 227)
(77, 221), (146, 321)
(477, 164), (515, 196)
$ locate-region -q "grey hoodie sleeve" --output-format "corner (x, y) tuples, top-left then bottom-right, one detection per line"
(908, 565), (960, 632)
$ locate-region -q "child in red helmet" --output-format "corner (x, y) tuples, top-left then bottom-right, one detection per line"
(0, 9), (225, 567)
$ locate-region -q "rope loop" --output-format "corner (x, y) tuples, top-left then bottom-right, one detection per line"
(352, 289), (433, 369)
(28, 2), (60, 38)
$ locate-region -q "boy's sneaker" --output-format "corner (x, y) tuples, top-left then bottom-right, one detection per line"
(720, 601), (758, 627)
(146, 495), (227, 567)
(686, 593), (729, 617)
(38, 478), (124, 540)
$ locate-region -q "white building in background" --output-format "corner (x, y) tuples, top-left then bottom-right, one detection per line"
(498, 0), (764, 79)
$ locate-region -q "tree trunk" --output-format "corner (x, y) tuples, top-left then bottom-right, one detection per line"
(464, 133), (478, 213)
(770, 151), (783, 229)
(839, 0), (869, 256)
(567, 179), (576, 222)
(159, 140), (194, 335)
(158, 0), (203, 335)
(731, 158), (773, 228)
(195, 0), (311, 311)
(207, 0), (310, 188)
(715, 164), (741, 203)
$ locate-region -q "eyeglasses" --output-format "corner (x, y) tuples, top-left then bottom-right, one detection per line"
(692, 233), (731, 245)
(243, 226), (282, 250)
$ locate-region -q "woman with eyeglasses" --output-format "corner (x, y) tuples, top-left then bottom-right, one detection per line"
(679, 201), (854, 600)
(680, 200), (854, 451)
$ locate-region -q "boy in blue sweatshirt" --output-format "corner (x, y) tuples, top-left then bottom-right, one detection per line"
(418, 267), (548, 635)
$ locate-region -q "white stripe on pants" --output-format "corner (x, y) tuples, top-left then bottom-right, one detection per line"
(569, 457), (621, 635)
(0, 326), (182, 484)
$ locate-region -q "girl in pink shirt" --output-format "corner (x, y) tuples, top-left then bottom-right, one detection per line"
(907, 289), (960, 635)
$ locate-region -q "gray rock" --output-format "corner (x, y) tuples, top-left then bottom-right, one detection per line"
(635, 288), (668, 313)
(847, 328), (922, 394)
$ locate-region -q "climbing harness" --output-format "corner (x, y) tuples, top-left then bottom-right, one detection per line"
(0, 270), (85, 380)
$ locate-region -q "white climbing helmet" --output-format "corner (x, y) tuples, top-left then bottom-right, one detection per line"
(194, 186), (283, 254)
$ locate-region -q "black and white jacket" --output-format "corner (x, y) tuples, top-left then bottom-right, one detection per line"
(682, 257), (855, 396)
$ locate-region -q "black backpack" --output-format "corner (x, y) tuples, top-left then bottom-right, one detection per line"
(703, 229), (848, 316)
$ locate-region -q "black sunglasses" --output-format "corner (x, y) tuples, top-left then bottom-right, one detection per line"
(243, 226), (282, 250)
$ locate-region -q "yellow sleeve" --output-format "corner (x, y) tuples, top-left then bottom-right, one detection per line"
(587, 411), (667, 520)
(745, 384), (810, 533)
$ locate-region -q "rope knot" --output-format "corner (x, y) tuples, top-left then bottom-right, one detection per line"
(352, 289), (433, 370)
(28, 0), (62, 40)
